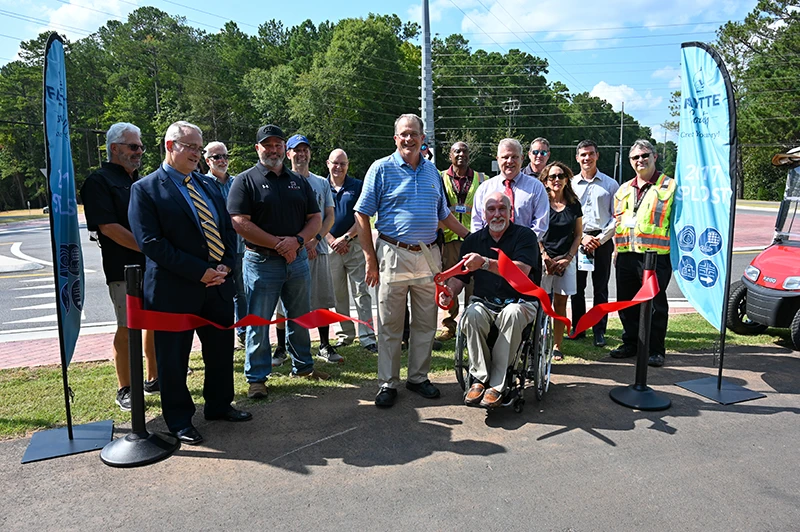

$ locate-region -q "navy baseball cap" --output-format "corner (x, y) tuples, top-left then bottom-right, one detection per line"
(256, 124), (285, 144)
(286, 134), (311, 150)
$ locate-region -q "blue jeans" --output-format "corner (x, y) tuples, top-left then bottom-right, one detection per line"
(233, 252), (247, 335)
(243, 249), (314, 381)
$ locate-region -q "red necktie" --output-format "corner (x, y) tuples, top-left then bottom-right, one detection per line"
(503, 179), (515, 222)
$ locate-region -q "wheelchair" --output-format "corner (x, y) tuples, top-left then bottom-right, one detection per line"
(454, 298), (554, 413)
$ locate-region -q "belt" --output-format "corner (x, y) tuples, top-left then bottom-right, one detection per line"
(245, 244), (282, 257)
(378, 234), (434, 251)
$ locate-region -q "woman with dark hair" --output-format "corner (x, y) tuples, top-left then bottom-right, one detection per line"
(539, 162), (583, 361)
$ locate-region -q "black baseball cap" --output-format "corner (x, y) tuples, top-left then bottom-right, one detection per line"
(256, 124), (285, 144)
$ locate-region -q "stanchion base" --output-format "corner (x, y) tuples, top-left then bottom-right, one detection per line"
(676, 376), (765, 405)
(100, 431), (180, 468)
(610, 384), (671, 411)
(22, 420), (114, 463)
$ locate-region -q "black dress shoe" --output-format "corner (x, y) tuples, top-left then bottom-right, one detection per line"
(406, 379), (441, 399)
(593, 333), (607, 347)
(648, 354), (665, 367)
(375, 387), (398, 408)
(204, 407), (253, 422)
(609, 345), (636, 358)
(175, 426), (203, 445)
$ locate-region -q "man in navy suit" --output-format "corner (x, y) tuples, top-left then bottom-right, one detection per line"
(129, 121), (251, 446)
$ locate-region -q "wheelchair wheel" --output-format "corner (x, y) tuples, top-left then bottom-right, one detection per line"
(534, 314), (553, 401)
(454, 330), (469, 391)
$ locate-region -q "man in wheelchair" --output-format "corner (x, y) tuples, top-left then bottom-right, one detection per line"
(438, 192), (541, 407)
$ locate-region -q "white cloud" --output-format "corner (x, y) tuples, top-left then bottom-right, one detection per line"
(590, 80), (663, 111)
(448, 0), (733, 51)
(652, 66), (681, 89)
(40, 0), (133, 38)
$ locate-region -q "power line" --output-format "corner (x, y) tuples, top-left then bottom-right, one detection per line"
(453, 20), (738, 35)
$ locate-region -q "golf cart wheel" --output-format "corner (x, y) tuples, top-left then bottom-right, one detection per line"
(726, 280), (768, 335)
(791, 309), (800, 351)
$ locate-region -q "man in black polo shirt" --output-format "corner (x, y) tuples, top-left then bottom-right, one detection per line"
(227, 124), (325, 400)
(80, 122), (157, 411)
(439, 192), (540, 408)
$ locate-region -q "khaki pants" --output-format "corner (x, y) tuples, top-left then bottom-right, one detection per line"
(462, 300), (537, 392)
(329, 239), (376, 346)
(376, 240), (440, 389)
(441, 240), (473, 333)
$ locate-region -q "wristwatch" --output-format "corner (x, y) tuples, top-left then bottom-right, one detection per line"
(480, 257), (490, 270)
(315, 234), (322, 242)
(343, 234), (353, 242)
(296, 235), (305, 247)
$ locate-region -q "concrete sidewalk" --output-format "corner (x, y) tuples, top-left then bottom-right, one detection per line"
(1, 344), (798, 530)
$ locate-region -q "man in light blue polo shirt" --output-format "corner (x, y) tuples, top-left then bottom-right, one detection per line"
(355, 113), (469, 408)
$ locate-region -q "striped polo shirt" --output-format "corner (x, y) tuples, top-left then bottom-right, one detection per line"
(355, 151), (450, 245)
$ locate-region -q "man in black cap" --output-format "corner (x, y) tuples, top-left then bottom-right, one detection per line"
(227, 125), (325, 400)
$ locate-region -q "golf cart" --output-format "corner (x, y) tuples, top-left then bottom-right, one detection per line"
(727, 148), (800, 349)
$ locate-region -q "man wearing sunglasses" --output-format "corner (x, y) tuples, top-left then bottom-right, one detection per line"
(611, 139), (676, 368)
(205, 142), (246, 347)
(570, 140), (619, 348)
(81, 122), (157, 412)
(522, 137), (551, 179)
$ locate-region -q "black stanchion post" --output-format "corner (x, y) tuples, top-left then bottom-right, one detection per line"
(609, 251), (671, 411)
(100, 265), (180, 467)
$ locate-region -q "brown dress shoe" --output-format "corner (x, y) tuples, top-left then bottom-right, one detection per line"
(464, 383), (485, 405)
(480, 388), (503, 408)
(435, 329), (455, 342)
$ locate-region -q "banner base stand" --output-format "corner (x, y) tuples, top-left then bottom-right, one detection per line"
(100, 431), (179, 468)
(22, 419), (113, 464)
(610, 385), (671, 411)
(676, 376), (765, 405)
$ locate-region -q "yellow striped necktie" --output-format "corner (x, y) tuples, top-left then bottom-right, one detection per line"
(183, 175), (225, 262)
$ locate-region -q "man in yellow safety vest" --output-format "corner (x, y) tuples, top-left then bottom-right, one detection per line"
(436, 141), (486, 341)
(610, 139), (676, 368)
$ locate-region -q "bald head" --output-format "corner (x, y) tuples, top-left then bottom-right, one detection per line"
(450, 141), (470, 171)
(327, 148), (349, 183)
(484, 192), (511, 235)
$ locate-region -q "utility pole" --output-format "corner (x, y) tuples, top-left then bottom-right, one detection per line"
(502, 98), (521, 135)
(617, 101), (625, 183)
(421, 0), (435, 163)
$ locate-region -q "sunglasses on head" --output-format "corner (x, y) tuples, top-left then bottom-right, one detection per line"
(208, 154), (229, 161)
(630, 153), (651, 161)
(530, 149), (549, 156)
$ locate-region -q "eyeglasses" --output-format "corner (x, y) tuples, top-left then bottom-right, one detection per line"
(174, 140), (205, 155)
(630, 153), (651, 161)
(530, 150), (549, 156)
(208, 154), (229, 161)
(547, 173), (567, 181)
(396, 132), (421, 140)
(118, 143), (145, 152)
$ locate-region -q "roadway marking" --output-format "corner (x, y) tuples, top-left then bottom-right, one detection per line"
(16, 293), (54, 299)
(12, 303), (56, 311)
(0, 272), (50, 280)
(10, 242), (51, 266)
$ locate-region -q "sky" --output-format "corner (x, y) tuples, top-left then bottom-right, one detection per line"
(0, 0), (760, 143)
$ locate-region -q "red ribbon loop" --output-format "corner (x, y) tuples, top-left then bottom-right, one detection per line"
(126, 296), (373, 332)
(493, 249), (659, 338)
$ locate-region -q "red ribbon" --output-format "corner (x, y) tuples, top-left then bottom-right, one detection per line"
(434, 258), (469, 310)
(493, 249), (659, 338)
(126, 296), (373, 333)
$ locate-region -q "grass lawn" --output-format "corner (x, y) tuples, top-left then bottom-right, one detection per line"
(0, 313), (792, 440)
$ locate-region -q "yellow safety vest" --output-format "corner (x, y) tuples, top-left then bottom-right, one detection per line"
(441, 169), (485, 243)
(613, 173), (676, 254)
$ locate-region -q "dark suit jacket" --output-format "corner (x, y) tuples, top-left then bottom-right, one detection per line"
(129, 165), (237, 313)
